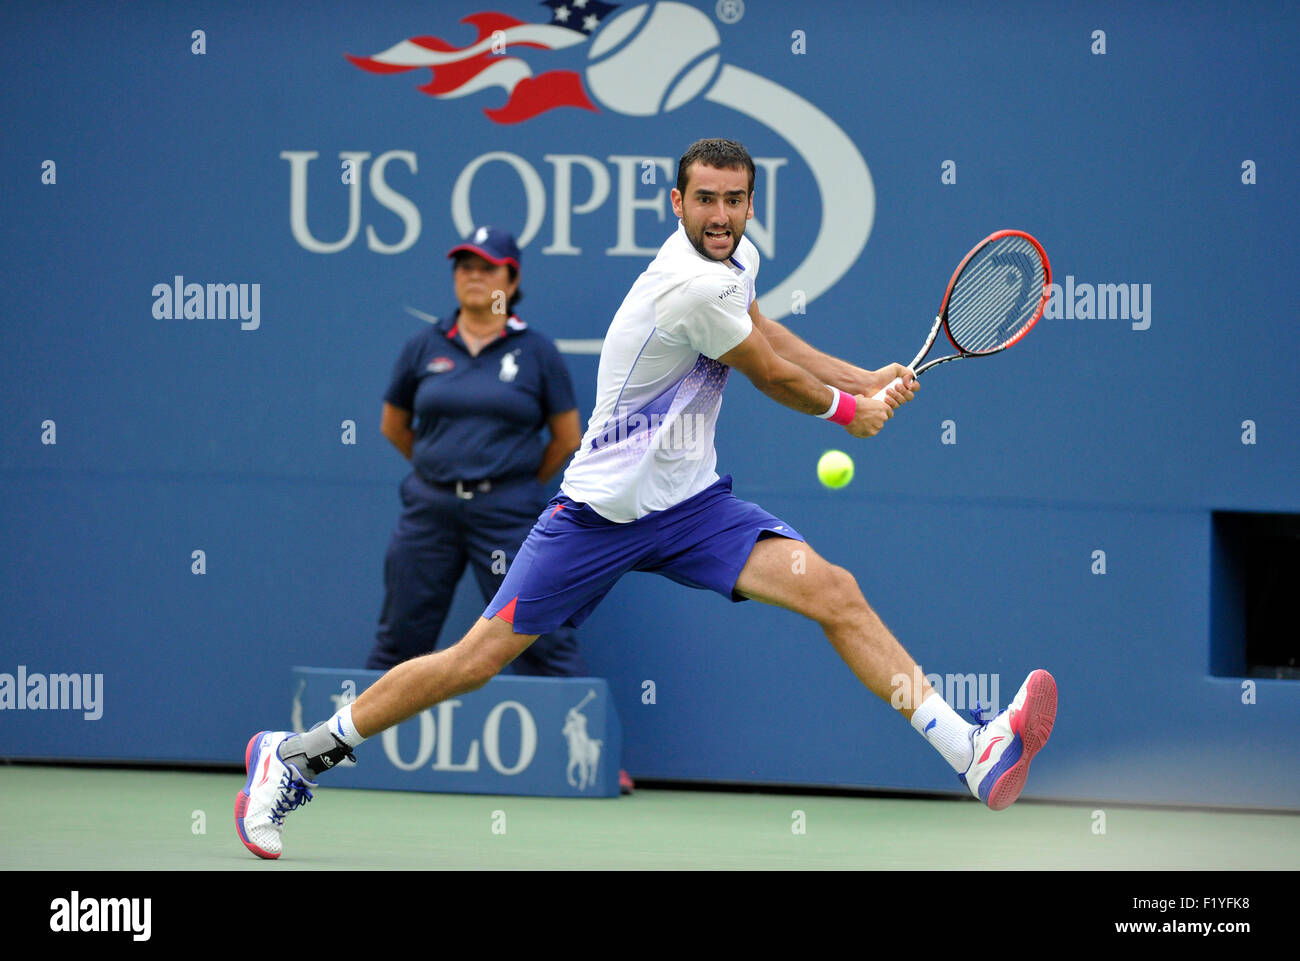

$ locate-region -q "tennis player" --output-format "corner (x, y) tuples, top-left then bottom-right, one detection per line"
(237, 139), (1057, 859)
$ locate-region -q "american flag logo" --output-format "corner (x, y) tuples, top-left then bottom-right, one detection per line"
(346, 1), (621, 125)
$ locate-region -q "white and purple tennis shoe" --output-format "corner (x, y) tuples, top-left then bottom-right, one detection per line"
(960, 669), (1058, 811)
(235, 730), (315, 859)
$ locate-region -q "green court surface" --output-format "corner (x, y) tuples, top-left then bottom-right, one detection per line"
(2, 765), (1296, 870)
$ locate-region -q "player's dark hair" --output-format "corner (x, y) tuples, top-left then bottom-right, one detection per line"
(676, 139), (755, 196)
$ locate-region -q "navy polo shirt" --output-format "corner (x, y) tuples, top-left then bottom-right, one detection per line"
(384, 311), (577, 484)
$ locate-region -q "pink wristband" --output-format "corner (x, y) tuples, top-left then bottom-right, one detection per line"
(827, 389), (857, 426)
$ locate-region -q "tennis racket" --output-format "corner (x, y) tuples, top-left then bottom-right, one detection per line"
(871, 230), (1051, 402)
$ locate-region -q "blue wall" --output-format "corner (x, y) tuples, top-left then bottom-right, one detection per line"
(2, 0), (1297, 808)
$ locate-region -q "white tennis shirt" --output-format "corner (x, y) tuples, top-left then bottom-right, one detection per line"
(560, 222), (759, 522)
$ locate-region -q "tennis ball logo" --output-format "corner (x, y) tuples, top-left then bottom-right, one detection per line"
(817, 450), (854, 489)
(586, 3), (722, 116)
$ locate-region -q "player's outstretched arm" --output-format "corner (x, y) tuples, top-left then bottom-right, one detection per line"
(748, 301), (917, 402)
(719, 326), (902, 438)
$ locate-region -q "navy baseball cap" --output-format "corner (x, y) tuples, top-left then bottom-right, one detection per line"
(447, 225), (520, 271)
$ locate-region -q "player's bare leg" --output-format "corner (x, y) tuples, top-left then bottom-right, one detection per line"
(734, 536), (934, 717)
(236, 616), (537, 858)
(734, 535), (1056, 810)
(351, 616), (538, 736)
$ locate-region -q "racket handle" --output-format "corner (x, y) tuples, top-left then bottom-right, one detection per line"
(871, 376), (903, 403)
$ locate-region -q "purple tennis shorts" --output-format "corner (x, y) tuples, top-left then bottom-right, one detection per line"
(483, 474), (803, 634)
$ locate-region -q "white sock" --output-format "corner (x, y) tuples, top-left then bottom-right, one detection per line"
(911, 692), (976, 773)
(329, 702), (366, 748)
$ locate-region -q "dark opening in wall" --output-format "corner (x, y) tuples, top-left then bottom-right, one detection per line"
(1211, 512), (1300, 678)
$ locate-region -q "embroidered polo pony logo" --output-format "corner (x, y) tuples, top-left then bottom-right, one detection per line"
(499, 350), (520, 383)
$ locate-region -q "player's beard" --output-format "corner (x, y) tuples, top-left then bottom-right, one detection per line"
(682, 214), (744, 261)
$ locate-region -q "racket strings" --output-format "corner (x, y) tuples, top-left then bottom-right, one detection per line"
(946, 236), (1046, 353)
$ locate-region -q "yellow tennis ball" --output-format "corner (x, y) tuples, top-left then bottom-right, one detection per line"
(817, 450), (854, 489)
